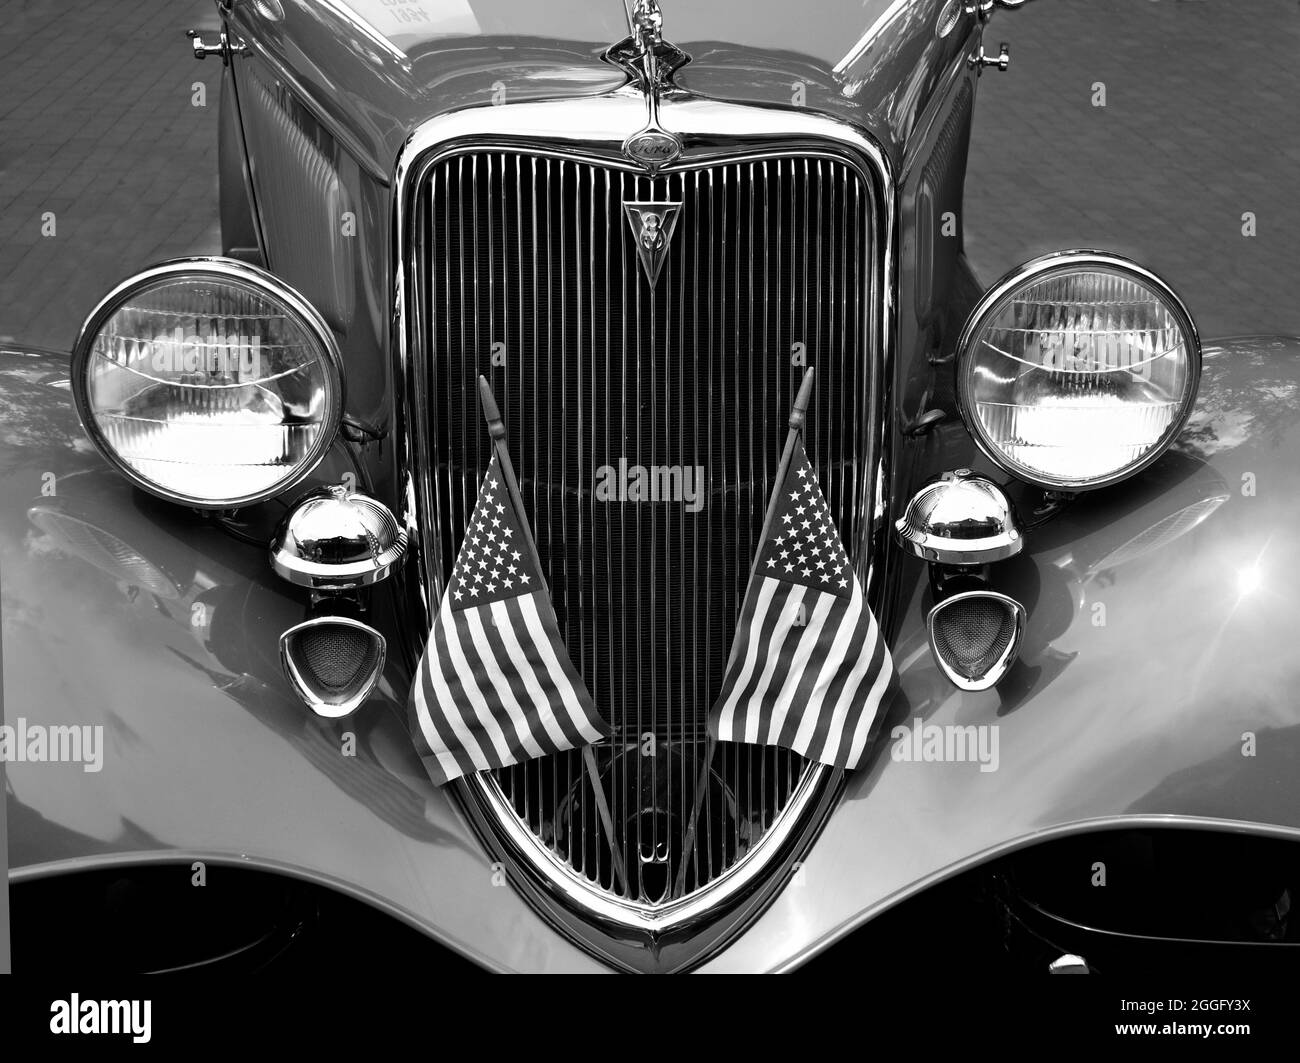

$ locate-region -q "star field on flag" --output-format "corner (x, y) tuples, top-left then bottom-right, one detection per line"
(709, 438), (896, 769)
(408, 452), (610, 786)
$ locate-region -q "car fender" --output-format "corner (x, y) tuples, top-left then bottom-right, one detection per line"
(0, 345), (603, 973)
(702, 335), (1300, 970)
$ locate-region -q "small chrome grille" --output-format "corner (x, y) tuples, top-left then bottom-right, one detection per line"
(297, 625), (382, 692)
(411, 148), (877, 912)
(931, 596), (1015, 677)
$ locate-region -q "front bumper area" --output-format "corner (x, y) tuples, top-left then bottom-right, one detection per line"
(5, 338), (1300, 972)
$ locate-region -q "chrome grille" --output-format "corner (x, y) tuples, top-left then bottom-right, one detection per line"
(411, 149), (876, 909)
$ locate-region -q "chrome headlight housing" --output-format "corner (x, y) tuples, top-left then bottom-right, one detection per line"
(71, 259), (343, 508)
(956, 251), (1200, 490)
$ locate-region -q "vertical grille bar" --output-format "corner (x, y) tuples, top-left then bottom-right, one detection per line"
(697, 164), (714, 888)
(417, 149), (875, 907)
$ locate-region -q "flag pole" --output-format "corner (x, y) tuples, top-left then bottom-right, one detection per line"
(477, 376), (628, 895)
(750, 366), (816, 582)
(673, 367), (816, 898)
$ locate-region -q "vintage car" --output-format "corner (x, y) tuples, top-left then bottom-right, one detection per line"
(3, 0), (1298, 975)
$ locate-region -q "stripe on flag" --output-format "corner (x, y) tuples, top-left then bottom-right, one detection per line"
(408, 453), (609, 786)
(709, 438), (895, 770)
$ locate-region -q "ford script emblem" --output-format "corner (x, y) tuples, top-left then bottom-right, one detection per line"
(624, 130), (682, 172)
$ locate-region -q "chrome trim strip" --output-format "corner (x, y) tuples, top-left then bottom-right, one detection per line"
(391, 94), (896, 938)
(480, 757), (829, 936)
(70, 256), (345, 510)
(954, 249), (1203, 493)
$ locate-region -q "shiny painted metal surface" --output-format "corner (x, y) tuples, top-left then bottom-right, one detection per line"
(895, 470), (1022, 564)
(700, 336), (1300, 970)
(8, 0), (1296, 974)
(5, 336), (1300, 973)
(393, 97), (894, 957)
(0, 345), (605, 972)
(236, 63), (357, 331)
(270, 485), (407, 590)
(15, 0), (972, 966)
(222, 0), (979, 182)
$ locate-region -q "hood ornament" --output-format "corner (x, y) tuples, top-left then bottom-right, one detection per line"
(623, 201), (682, 286)
(606, 0), (689, 174)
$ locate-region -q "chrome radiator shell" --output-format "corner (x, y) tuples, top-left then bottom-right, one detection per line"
(392, 94), (895, 959)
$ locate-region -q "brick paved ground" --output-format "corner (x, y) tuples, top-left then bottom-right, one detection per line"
(0, 0), (219, 352)
(0, 0), (1296, 350)
(965, 0), (1300, 339)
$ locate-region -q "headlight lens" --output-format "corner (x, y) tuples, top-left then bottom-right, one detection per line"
(957, 253), (1200, 490)
(72, 260), (342, 507)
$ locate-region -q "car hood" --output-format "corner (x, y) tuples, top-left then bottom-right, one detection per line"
(230, 0), (966, 180)
(323, 0), (922, 66)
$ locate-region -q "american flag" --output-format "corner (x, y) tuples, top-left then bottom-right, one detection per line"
(408, 452), (610, 786)
(709, 437), (895, 769)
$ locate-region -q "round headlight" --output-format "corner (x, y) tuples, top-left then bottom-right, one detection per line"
(72, 259), (343, 508)
(956, 252), (1200, 490)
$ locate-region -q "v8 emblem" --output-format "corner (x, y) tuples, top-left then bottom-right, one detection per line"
(623, 201), (681, 287)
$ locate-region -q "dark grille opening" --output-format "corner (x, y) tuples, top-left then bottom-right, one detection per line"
(415, 149), (876, 906)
